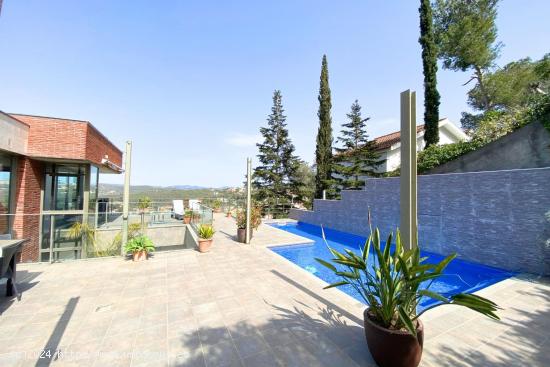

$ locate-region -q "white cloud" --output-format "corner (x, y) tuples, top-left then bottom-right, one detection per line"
(224, 133), (262, 147)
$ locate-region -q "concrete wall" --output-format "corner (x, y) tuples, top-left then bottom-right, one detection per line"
(96, 224), (189, 251)
(0, 112), (28, 155)
(290, 168), (550, 275)
(429, 122), (550, 174)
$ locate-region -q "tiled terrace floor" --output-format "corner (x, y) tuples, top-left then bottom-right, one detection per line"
(0, 213), (548, 367)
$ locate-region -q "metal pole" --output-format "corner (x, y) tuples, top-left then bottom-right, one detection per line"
(121, 141), (132, 255)
(322, 190), (326, 200)
(400, 90), (418, 250)
(245, 158), (252, 244)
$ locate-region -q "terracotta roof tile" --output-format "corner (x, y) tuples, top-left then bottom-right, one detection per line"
(372, 125), (425, 151)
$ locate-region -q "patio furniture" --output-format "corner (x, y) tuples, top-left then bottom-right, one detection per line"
(173, 200), (184, 220)
(0, 239), (25, 297)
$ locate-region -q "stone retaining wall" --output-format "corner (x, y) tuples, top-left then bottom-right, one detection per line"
(290, 168), (550, 275)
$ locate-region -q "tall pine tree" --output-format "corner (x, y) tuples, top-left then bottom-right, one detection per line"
(253, 90), (299, 205)
(314, 55), (334, 199)
(419, 0), (441, 147)
(333, 100), (381, 190)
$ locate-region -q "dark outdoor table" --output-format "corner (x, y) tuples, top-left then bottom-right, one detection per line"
(0, 239), (26, 297)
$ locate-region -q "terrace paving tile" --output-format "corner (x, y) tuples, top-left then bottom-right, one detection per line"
(0, 213), (548, 366)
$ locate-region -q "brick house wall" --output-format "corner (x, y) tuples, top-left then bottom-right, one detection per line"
(6, 114), (123, 262)
(12, 157), (43, 262)
(10, 114), (122, 166)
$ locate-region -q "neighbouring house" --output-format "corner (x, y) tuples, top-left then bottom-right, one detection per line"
(0, 111), (122, 262)
(368, 118), (468, 173)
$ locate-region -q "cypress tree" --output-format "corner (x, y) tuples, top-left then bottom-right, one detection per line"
(419, 0), (441, 147)
(253, 90), (299, 205)
(314, 55), (334, 198)
(333, 100), (381, 191)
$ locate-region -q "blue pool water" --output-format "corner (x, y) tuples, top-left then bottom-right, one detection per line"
(269, 222), (514, 311)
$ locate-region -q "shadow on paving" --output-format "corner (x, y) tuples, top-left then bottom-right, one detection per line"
(174, 302), (373, 367)
(425, 285), (550, 367)
(35, 297), (79, 367)
(0, 269), (41, 315)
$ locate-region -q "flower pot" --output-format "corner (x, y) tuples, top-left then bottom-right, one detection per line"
(237, 228), (253, 243)
(183, 217), (191, 224)
(226, 212), (232, 218)
(132, 250), (147, 261)
(363, 309), (424, 367)
(198, 239), (213, 253)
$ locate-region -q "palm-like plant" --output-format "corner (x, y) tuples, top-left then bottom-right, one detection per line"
(68, 222), (98, 256)
(316, 227), (499, 337)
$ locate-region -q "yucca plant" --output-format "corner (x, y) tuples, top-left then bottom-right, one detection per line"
(316, 227), (500, 337)
(197, 224), (215, 240)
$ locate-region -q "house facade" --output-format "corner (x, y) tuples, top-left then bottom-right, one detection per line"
(0, 112), (122, 262)
(372, 118), (468, 173)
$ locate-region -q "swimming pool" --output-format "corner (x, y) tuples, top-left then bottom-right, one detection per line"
(269, 222), (513, 311)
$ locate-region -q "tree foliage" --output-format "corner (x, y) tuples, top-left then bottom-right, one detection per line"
(333, 100), (381, 191)
(314, 55), (334, 199)
(293, 161), (315, 209)
(433, 0), (501, 110)
(467, 54), (550, 112)
(419, 0), (440, 147)
(253, 90), (300, 204)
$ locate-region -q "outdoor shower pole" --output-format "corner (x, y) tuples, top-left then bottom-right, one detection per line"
(400, 90), (418, 250)
(245, 157), (252, 244)
(121, 140), (132, 255)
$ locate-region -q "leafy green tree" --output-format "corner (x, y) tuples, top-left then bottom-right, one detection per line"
(462, 54), (550, 131)
(468, 54), (550, 112)
(314, 55), (334, 199)
(253, 90), (300, 205)
(333, 100), (381, 191)
(419, 0), (441, 147)
(433, 0), (501, 111)
(292, 161), (315, 209)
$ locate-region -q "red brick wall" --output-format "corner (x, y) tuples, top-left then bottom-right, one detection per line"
(85, 124), (123, 167)
(10, 114), (122, 167)
(12, 157), (43, 262)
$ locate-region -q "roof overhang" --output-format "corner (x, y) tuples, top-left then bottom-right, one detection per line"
(27, 156), (123, 174)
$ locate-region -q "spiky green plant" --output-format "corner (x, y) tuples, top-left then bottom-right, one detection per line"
(197, 224), (215, 240)
(316, 227), (500, 336)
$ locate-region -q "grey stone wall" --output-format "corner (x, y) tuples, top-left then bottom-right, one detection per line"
(428, 122), (550, 174)
(290, 168), (550, 275)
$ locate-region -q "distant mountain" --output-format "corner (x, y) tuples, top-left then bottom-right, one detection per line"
(168, 185), (207, 190)
(98, 183), (240, 202)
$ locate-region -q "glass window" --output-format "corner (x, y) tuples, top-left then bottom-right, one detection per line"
(0, 154), (12, 235)
(41, 214), (83, 261)
(44, 164), (85, 211)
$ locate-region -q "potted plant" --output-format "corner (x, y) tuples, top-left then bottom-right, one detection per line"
(235, 210), (248, 243)
(183, 210), (192, 224)
(124, 235), (155, 261)
(235, 207), (262, 243)
(316, 227), (499, 367)
(212, 199), (222, 213)
(197, 224), (215, 253)
(226, 209), (232, 218)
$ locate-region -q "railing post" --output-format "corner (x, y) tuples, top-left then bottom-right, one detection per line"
(121, 141), (132, 256)
(245, 158), (252, 244)
(400, 90), (418, 250)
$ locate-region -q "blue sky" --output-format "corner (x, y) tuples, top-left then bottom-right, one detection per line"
(0, 1), (548, 187)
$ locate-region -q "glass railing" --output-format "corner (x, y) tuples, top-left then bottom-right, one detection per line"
(190, 204), (213, 228)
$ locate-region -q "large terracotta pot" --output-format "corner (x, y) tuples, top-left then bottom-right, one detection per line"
(363, 309), (424, 367)
(183, 217), (191, 224)
(198, 239), (213, 253)
(132, 250), (147, 261)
